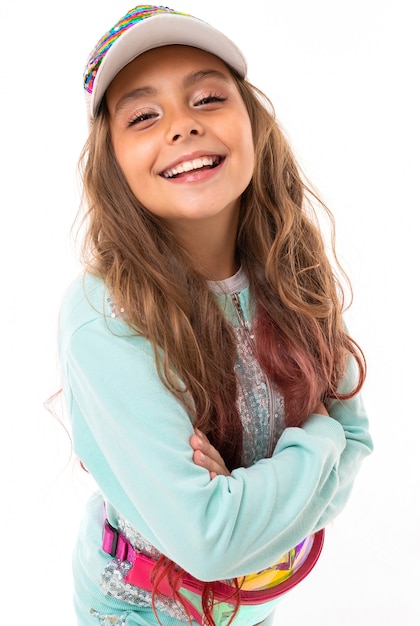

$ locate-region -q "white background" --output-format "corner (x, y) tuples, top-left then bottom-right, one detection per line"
(1, 1), (419, 624)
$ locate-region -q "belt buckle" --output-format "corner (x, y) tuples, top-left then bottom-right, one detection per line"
(102, 519), (119, 557)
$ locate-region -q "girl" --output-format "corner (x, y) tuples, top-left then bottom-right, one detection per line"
(58, 5), (373, 626)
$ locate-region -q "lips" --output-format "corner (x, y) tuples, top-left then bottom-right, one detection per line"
(161, 155), (222, 179)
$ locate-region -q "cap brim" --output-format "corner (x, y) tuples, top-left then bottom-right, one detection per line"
(90, 13), (247, 117)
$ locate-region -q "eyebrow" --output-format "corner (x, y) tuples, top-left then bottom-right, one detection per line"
(184, 69), (231, 87)
(114, 86), (156, 114)
(113, 69), (231, 115)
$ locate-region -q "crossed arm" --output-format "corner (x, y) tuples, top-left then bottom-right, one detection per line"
(190, 402), (330, 477)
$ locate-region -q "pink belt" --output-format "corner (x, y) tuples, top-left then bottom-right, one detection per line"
(102, 518), (324, 623)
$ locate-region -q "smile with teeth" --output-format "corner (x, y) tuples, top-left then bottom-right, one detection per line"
(162, 155), (221, 178)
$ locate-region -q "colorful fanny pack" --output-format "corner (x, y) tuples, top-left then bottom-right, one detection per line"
(102, 518), (324, 623)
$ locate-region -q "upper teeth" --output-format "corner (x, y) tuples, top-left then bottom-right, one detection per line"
(162, 156), (219, 178)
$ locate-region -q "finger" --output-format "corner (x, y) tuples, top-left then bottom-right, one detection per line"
(190, 428), (213, 452)
(192, 430), (225, 463)
(192, 449), (230, 477)
(190, 429), (231, 478)
(189, 433), (204, 452)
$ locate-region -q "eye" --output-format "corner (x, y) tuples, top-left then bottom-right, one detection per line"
(127, 110), (158, 128)
(194, 93), (227, 107)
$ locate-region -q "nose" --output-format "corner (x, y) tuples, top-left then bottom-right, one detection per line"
(165, 106), (204, 143)
(171, 128), (200, 142)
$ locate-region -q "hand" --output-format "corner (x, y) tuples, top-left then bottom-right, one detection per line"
(190, 428), (231, 480)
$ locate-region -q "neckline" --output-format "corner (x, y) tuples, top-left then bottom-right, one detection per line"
(207, 266), (249, 295)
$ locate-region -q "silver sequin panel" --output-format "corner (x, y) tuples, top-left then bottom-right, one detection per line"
(233, 322), (285, 466)
(99, 557), (190, 622)
(90, 609), (128, 625)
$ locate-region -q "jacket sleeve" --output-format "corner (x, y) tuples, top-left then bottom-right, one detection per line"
(60, 312), (372, 582)
(314, 353), (373, 528)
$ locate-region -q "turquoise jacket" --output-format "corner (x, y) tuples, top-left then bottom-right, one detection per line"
(58, 272), (373, 626)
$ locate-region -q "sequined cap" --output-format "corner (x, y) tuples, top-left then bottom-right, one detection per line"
(83, 6), (191, 96)
(83, 4), (247, 118)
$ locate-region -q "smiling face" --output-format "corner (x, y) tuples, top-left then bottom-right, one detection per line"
(106, 45), (254, 244)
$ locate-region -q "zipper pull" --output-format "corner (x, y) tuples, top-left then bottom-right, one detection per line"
(231, 292), (246, 328)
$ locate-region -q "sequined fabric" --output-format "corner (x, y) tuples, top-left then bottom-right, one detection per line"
(233, 321), (285, 466)
(117, 516), (162, 559)
(90, 609), (128, 625)
(84, 6), (193, 95)
(99, 558), (190, 621)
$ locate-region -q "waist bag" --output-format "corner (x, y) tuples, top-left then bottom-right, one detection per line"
(102, 518), (324, 623)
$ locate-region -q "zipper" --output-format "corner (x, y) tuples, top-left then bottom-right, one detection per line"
(231, 292), (249, 333)
(231, 292), (277, 456)
(266, 375), (277, 456)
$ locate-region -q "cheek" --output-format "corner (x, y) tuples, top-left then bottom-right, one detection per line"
(113, 138), (150, 188)
(238, 118), (255, 179)
(111, 137), (131, 177)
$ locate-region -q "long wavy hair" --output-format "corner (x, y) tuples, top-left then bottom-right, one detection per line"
(78, 68), (365, 625)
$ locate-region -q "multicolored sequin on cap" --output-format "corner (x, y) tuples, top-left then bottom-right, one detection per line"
(83, 5), (193, 95)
